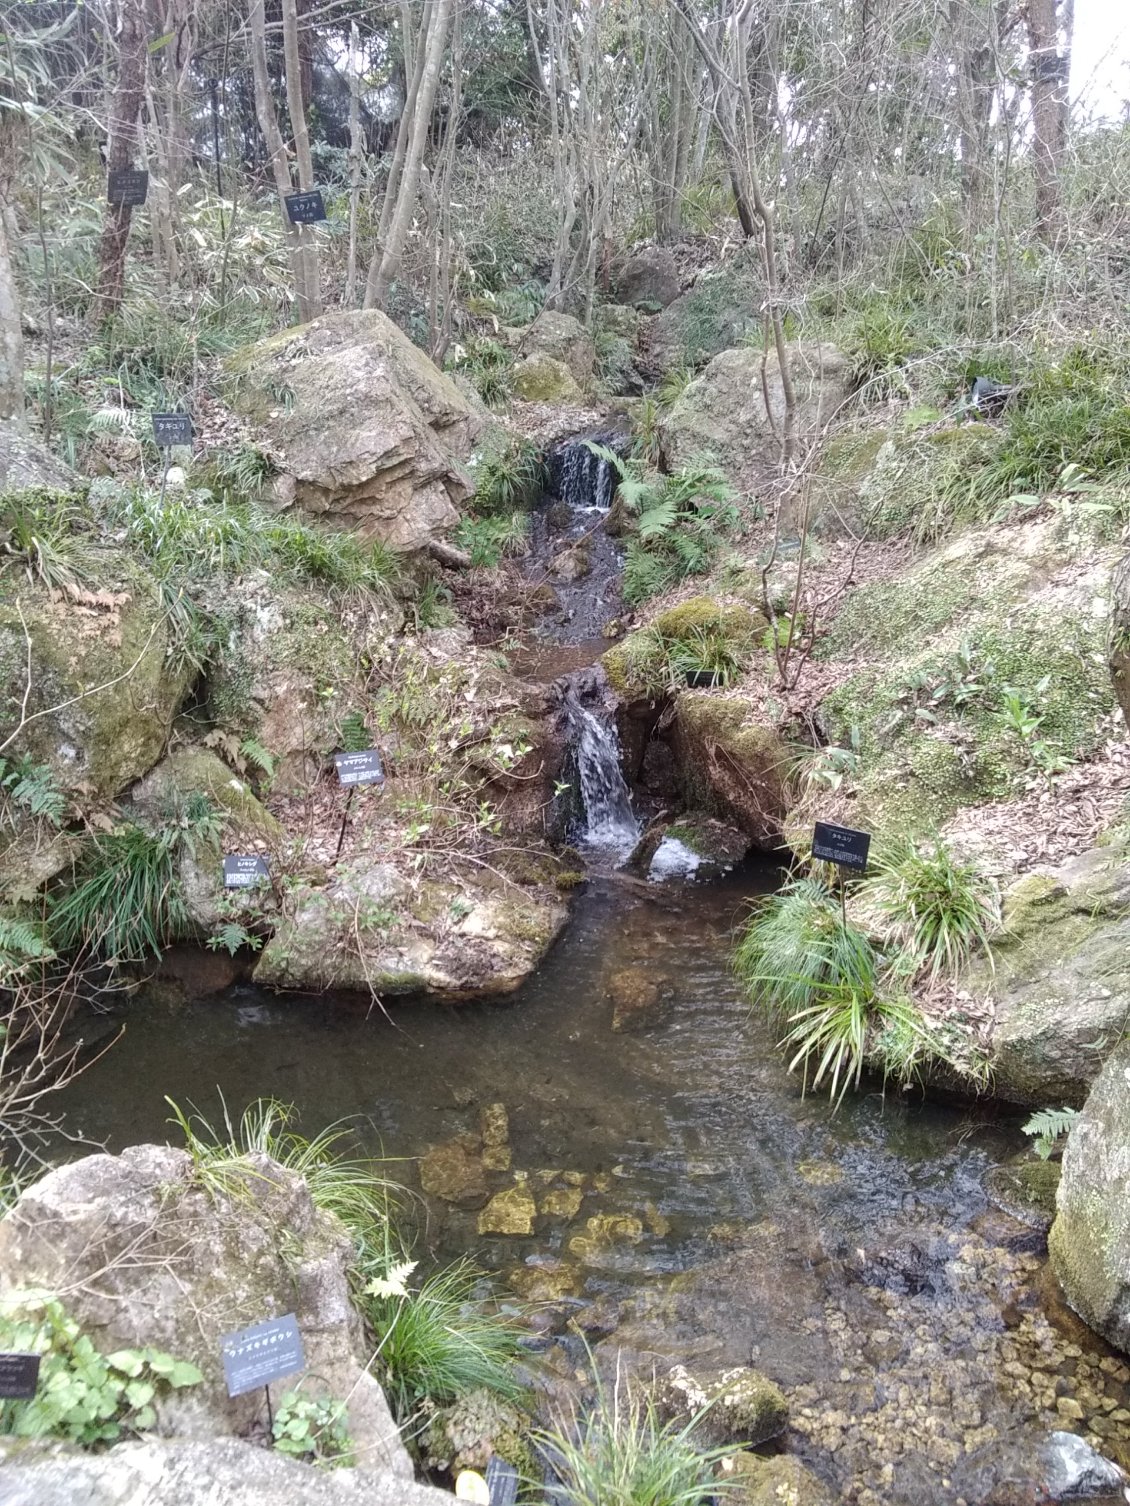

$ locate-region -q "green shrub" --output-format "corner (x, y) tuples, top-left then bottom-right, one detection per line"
(1022, 1106), (1079, 1159)
(472, 437), (546, 515)
(50, 824), (190, 960)
(866, 838), (999, 978)
(362, 1257), (526, 1422)
(842, 301), (920, 396)
(453, 336), (515, 409)
(0, 489), (98, 595)
(453, 511), (529, 568)
(0, 1291), (201, 1445)
(733, 877), (878, 1022)
(272, 1385), (355, 1468)
(531, 1362), (739, 1506)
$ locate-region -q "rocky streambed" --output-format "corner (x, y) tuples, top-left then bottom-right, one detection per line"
(60, 868), (1130, 1505)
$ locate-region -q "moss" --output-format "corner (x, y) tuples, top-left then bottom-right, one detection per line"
(602, 630), (666, 700)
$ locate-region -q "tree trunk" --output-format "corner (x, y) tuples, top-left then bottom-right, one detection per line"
(248, 0), (309, 321)
(0, 206), (24, 425)
(281, 0), (321, 316)
(345, 22), (363, 306)
(1027, 0), (1068, 244)
(93, 0), (148, 322)
(364, 0), (454, 311)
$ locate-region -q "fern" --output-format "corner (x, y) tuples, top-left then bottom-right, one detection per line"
(339, 711), (371, 753)
(0, 916), (55, 983)
(238, 738), (275, 780)
(0, 756), (66, 826)
(1022, 1106), (1079, 1159)
(636, 495), (680, 540)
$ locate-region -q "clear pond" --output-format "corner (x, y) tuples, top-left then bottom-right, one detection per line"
(67, 869), (1130, 1503)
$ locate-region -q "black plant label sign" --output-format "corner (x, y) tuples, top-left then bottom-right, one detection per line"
(152, 412), (193, 447)
(284, 190), (327, 224)
(220, 1314), (305, 1398)
(334, 749), (385, 787)
(223, 855), (270, 889)
(812, 820), (872, 874)
(0, 1352), (41, 1399)
(107, 168), (149, 206)
(486, 1456), (520, 1506)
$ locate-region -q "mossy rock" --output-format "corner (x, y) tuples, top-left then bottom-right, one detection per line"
(1050, 1036), (1130, 1351)
(657, 1364), (788, 1447)
(670, 694), (788, 845)
(511, 353), (582, 404)
(0, 563), (191, 799)
(652, 597), (766, 641)
(722, 1453), (836, 1506)
(423, 1389), (535, 1478)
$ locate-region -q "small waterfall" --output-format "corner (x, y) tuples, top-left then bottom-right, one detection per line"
(548, 434), (620, 514)
(560, 678), (640, 861)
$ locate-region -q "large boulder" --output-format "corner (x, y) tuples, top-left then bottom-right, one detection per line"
(225, 311), (483, 553)
(0, 422), (77, 491)
(614, 248), (680, 310)
(669, 694), (788, 847)
(516, 311), (595, 387)
(0, 564), (191, 799)
(662, 343), (851, 481)
(124, 746), (282, 931)
(511, 353), (583, 404)
(648, 253), (762, 372)
(971, 846), (1130, 1106)
(1049, 1038), (1130, 1351)
(254, 858), (568, 1000)
(0, 1145), (410, 1475)
(0, 1438), (453, 1506)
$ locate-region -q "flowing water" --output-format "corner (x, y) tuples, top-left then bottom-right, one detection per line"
(60, 870), (1130, 1504)
(558, 681), (640, 861)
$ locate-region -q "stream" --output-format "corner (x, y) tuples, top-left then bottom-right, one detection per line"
(61, 867), (1130, 1504)
(57, 436), (1130, 1502)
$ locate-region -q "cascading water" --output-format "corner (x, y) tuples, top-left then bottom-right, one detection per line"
(547, 434), (619, 513)
(559, 677), (640, 862)
(522, 429), (629, 645)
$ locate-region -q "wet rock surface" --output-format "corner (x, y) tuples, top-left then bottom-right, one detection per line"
(1050, 1038), (1130, 1354)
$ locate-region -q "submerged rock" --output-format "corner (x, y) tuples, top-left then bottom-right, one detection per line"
(719, 1452), (836, 1506)
(478, 1180), (537, 1237)
(480, 1102), (510, 1147)
(0, 1146), (409, 1473)
(419, 1139), (489, 1209)
(606, 965), (662, 1032)
(657, 1364), (789, 1447)
(226, 309), (481, 552)
(1050, 1038), (1130, 1352)
(0, 1437), (453, 1506)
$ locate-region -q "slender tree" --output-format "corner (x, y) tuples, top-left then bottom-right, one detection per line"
(93, 0), (148, 321)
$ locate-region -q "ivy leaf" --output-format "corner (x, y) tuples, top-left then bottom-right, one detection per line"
(105, 1350), (146, 1378)
(125, 1379), (156, 1409)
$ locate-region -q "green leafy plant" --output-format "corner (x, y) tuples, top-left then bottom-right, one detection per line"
(362, 1256), (526, 1423)
(272, 1384), (355, 1468)
(866, 838), (999, 978)
(205, 920), (263, 956)
(452, 336), (514, 408)
(0, 755), (66, 826)
(531, 1358), (739, 1506)
(733, 877), (878, 1022)
(0, 489), (97, 595)
(453, 511), (529, 568)
(49, 824), (188, 961)
(1022, 1106), (1079, 1159)
(0, 1291), (201, 1445)
(472, 437), (546, 515)
(0, 915), (56, 984)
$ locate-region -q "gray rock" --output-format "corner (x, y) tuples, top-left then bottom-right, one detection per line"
(225, 310), (482, 553)
(0, 1146), (411, 1477)
(253, 856), (568, 1000)
(0, 419), (76, 491)
(1049, 1037), (1130, 1352)
(974, 846), (1130, 1105)
(0, 1437), (454, 1506)
(661, 343), (851, 484)
(1041, 1431), (1126, 1499)
(655, 1363), (788, 1447)
(511, 352), (583, 404)
(517, 311), (595, 386)
(614, 248), (680, 309)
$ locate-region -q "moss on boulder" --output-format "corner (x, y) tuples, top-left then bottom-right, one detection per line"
(968, 845), (1130, 1105)
(511, 353), (582, 404)
(670, 695), (787, 846)
(0, 564), (191, 799)
(1049, 1037), (1130, 1351)
(656, 1364), (788, 1447)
